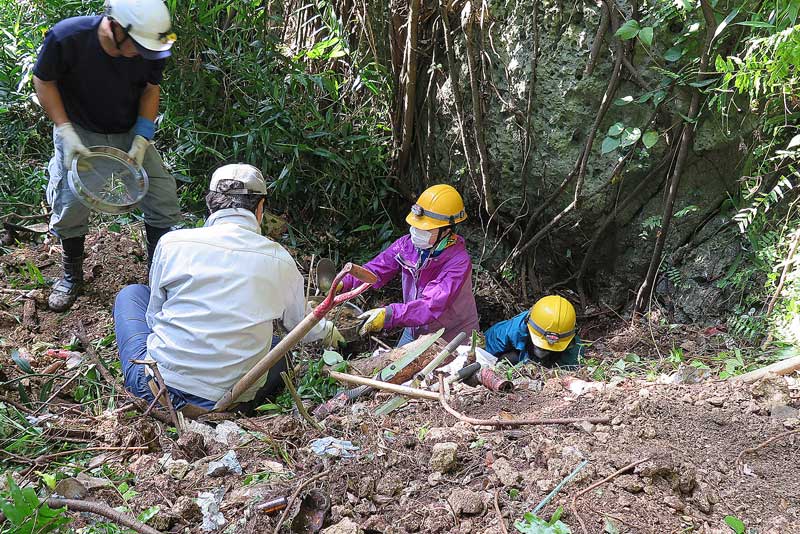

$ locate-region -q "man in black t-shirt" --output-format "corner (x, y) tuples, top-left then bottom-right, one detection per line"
(33, 0), (180, 312)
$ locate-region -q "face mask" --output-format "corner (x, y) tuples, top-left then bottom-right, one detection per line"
(409, 226), (434, 249)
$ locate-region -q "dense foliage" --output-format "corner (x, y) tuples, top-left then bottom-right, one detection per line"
(0, 0), (396, 259)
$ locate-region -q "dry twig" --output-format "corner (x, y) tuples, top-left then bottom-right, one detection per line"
(736, 429), (800, 467)
(272, 470), (331, 534)
(75, 322), (116, 386)
(46, 497), (162, 534)
(494, 489), (509, 534)
(571, 457), (652, 534)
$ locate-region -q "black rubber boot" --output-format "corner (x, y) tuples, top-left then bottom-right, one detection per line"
(145, 225), (172, 267)
(48, 236), (85, 312)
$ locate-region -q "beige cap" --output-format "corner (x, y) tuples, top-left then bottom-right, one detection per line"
(209, 164), (267, 195)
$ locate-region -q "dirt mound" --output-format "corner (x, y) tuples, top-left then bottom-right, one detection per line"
(1, 230), (799, 533)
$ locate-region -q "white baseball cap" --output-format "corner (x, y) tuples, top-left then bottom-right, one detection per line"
(209, 164), (268, 195)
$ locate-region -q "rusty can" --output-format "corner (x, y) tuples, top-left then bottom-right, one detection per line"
(477, 368), (513, 392)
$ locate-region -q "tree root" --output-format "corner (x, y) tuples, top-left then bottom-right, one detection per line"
(736, 429), (800, 468)
(46, 497), (162, 534)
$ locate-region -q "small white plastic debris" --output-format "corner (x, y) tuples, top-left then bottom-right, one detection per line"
(197, 488), (226, 531)
(310, 437), (359, 458)
(207, 450), (242, 477)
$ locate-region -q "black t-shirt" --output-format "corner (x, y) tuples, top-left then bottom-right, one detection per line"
(33, 16), (166, 134)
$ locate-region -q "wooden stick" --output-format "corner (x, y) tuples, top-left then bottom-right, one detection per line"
(272, 470), (330, 534)
(329, 371), (439, 400)
(733, 356), (800, 383)
(571, 458), (651, 534)
(736, 429), (800, 466)
(46, 497), (162, 534)
(280, 371), (322, 431)
(35, 446), (149, 464)
(493, 489), (508, 534)
(75, 322), (116, 386)
(437, 376), (611, 426)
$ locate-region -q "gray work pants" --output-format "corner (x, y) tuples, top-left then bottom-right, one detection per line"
(46, 123), (181, 239)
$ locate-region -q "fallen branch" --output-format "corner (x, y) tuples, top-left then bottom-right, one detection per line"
(329, 371), (439, 400)
(733, 356), (800, 383)
(493, 489), (509, 534)
(131, 359), (181, 434)
(75, 322), (116, 386)
(272, 470), (330, 534)
(35, 446), (149, 465)
(46, 497), (162, 534)
(571, 457), (652, 534)
(736, 429), (800, 467)
(438, 376), (610, 426)
(280, 371), (323, 431)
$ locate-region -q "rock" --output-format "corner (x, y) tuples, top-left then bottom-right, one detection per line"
(164, 458), (191, 480)
(425, 426), (473, 443)
(173, 496), (201, 522)
(148, 511), (176, 531)
(357, 476), (375, 498)
(573, 421), (595, 434)
(376, 474), (403, 496)
(614, 475), (643, 493)
(213, 421), (244, 446)
(207, 451), (242, 477)
(428, 472), (442, 486)
(430, 442), (458, 473)
(197, 489), (226, 531)
(784, 418), (800, 429)
(176, 431), (207, 461)
(594, 432), (610, 443)
(664, 495), (685, 511)
(447, 489), (485, 516)
(770, 404), (799, 421)
(322, 518), (363, 534)
(491, 457), (522, 487)
(53, 478), (88, 500)
(535, 479), (554, 492)
(707, 396), (726, 407)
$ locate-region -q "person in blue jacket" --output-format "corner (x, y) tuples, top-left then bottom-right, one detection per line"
(485, 295), (584, 368)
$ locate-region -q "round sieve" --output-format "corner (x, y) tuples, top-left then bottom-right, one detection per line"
(68, 146), (149, 214)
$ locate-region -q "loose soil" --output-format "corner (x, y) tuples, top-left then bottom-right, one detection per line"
(1, 229), (799, 534)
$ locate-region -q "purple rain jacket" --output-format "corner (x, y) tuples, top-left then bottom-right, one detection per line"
(341, 234), (480, 342)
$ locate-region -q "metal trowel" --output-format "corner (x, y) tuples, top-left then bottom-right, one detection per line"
(315, 258), (336, 293)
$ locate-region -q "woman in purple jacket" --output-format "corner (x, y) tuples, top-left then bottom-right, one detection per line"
(342, 184), (480, 346)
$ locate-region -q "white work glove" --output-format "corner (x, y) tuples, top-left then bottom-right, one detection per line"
(56, 122), (90, 170)
(127, 135), (150, 167)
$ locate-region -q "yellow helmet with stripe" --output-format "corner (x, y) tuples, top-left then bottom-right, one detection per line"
(406, 184), (467, 231)
(527, 295), (576, 352)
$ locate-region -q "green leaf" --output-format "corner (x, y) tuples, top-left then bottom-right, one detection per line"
(138, 505), (161, 524)
(11, 349), (33, 374)
(689, 77), (718, 88)
(643, 130), (659, 148)
(614, 96), (634, 106)
(787, 135), (800, 149)
(664, 47), (683, 62)
(607, 122), (625, 136)
(620, 127), (642, 147)
(724, 515), (746, 534)
(638, 27), (654, 46)
(735, 21), (774, 28)
(615, 19), (641, 40)
(322, 350), (343, 366)
(601, 136), (621, 155)
(255, 402), (282, 413)
(713, 8), (740, 42)
(652, 90), (668, 107)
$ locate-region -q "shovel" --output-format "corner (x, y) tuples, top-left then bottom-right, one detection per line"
(214, 262), (377, 412)
(315, 258), (337, 293)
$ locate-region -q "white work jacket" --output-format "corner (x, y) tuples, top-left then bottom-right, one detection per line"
(145, 208), (328, 402)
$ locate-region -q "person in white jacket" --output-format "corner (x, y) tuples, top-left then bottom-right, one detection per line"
(113, 163), (343, 415)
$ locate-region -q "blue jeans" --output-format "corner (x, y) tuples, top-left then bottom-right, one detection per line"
(397, 327), (415, 347)
(114, 284), (216, 410)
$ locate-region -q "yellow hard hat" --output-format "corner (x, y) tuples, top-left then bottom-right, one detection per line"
(405, 184), (467, 230)
(527, 295), (577, 352)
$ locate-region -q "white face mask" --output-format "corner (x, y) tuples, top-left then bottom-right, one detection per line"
(409, 226), (434, 249)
